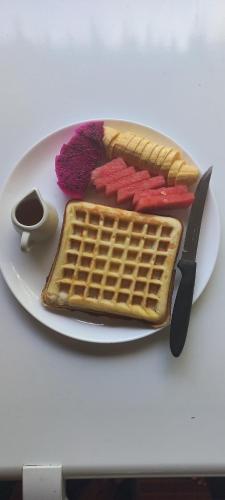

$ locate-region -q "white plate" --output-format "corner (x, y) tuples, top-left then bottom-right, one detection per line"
(0, 119), (220, 343)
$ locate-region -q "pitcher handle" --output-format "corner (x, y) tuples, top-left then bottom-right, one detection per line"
(21, 232), (31, 252)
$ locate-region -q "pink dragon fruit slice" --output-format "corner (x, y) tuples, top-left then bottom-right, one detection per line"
(55, 121), (105, 198)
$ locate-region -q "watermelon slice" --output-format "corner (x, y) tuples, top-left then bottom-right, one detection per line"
(94, 166), (135, 190)
(136, 192), (195, 212)
(106, 170), (150, 196)
(132, 178), (171, 205)
(138, 185), (188, 197)
(91, 158), (127, 180)
(131, 176), (166, 205)
(133, 185), (188, 206)
(117, 175), (166, 204)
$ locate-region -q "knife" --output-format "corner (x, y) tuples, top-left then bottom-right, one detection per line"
(170, 166), (213, 357)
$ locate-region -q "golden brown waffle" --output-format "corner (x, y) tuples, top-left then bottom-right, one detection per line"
(42, 202), (182, 326)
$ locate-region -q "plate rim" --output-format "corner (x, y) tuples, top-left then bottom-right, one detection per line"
(0, 118), (221, 344)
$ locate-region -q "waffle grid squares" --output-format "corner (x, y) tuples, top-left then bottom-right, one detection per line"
(56, 205), (178, 312)
(43, 202), (182, 325)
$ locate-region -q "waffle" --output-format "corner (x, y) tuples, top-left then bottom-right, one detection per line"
(42, 202), (182, 326)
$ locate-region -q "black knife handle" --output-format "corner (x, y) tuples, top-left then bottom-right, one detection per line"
(170, 259), (197, 357)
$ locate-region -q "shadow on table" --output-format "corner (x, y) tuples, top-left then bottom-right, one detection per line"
(2, 477), (225, 499)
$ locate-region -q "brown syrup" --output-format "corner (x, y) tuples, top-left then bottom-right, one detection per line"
(16, 199), (44, 226)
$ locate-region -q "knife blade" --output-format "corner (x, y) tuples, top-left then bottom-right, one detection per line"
(170, 166), (213, 357)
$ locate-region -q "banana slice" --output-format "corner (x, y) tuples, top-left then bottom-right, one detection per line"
(103, 126), (120, 147)
(103, 126), (200, 185)
(135, 139), (150, 168)
(104, 128), (120, 159)
(175, 164), (199, 185)
(160, 150), (181, 177)
(149, 145), (164, 164)
(122, 135), (144, 164)
(156, 147), (173, 166)
(167, 160), (185, 185)
(111, 132), (135, 159)
(139, 141), (156, 168)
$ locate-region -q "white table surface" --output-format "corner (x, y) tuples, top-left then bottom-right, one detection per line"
(0, 0), (224, 480)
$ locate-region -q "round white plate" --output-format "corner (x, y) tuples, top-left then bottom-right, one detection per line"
(0, 119), (220, 343)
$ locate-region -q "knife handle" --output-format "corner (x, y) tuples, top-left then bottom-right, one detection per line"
(170, 259), (197, 357)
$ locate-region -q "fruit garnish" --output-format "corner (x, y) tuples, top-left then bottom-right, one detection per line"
(55, 121), (105, 199)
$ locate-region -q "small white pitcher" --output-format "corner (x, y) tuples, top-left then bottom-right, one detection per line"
(11, 188), (58, 252)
